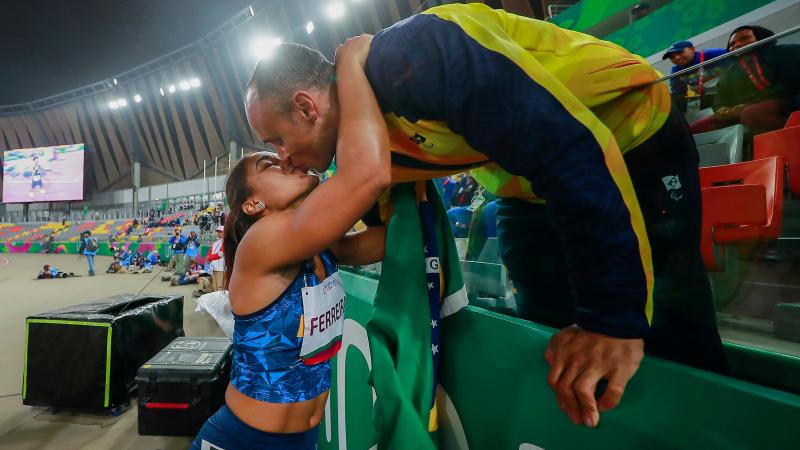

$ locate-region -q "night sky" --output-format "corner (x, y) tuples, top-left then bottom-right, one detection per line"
(0, 0), (247, 105)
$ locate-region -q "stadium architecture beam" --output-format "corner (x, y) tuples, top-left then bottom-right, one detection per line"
(0, 2), (263, 116)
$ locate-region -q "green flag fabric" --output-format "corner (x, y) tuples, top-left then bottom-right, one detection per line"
(367, 181), (468, 450)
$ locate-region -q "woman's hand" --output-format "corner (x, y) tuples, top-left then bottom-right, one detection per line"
(335, 34), (373, 68)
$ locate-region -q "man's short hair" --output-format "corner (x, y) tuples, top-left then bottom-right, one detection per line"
(246, 43), (334, 108)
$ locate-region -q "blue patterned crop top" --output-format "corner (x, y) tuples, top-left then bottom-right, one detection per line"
(230, 251), (338, 403)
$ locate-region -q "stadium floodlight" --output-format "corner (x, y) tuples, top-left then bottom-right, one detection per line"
(179, 80), (191, 91)
(251, 37), (283, 60)
(118, 98), (127, 107)
(248, 5), (254, 16)
(326, 2), (346, 19)
(109, 101), (119, 109)
(190, 78), (201, 87)
(134, 94), (142, 103)
(168, 84), (176, 93)
(306, 21), (314, 34)
(113, 78), (118, 85)
(159, 88), (165, 96)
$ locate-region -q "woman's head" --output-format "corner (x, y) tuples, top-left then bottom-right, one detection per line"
(223, 152), (320, 287)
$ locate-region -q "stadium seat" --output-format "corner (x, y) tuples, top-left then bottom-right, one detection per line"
(685, 107), (715, 125)
(785, 111), (800, 129)
(694, 124), (745, 167)
(753, 116), (800, 196)
(699, 157), (784, 270)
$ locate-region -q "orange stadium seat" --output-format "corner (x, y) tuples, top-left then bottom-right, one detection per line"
(699, 157), (784, 270)
(754, 114), (800, 196)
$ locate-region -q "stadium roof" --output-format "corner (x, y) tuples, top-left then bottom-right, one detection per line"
(0, 0), (243, 105)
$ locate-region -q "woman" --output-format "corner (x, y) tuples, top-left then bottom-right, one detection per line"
(192, 37), (390, 450)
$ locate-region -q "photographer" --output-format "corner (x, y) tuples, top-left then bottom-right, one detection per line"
(166, 228), (188, 273)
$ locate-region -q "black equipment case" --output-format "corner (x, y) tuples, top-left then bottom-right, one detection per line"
(23, 294), (184, 411)
(136, 336), (232, 436)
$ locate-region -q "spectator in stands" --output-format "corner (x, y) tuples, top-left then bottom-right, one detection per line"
(185, 231), (201, 264)
(78, 230), (98, 276)
(450, 174), (479, 207)
(214, 203), (226, 227)
(167, 228), (188, 273)
(663, 41), (726, 111)
(690, 25), (800, 134)
(206, 225), (225, 291)
(252, 5), (730, 427)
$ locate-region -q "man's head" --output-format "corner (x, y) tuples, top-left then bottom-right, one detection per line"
(215, 225), (224, 238)
(189, 231), (197, 239)
(663, 41), (695, 67)
(728, 25), (774, 51)
(245, 43), (339, 173)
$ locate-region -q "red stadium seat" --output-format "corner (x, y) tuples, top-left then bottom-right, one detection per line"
(753, 115), (800, 196)
(699, 157), (784, 270)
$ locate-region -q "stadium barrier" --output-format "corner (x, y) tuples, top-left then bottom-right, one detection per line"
(319, 271), (800, 450)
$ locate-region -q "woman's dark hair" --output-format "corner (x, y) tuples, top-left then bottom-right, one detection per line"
(727, 25), (775, 51)
(222, 153), (275, 288)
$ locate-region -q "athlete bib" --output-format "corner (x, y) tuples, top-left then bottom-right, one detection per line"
(299, 270), (345, 365)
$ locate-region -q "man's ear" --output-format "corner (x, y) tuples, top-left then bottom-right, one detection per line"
(293, 91), (318, 123)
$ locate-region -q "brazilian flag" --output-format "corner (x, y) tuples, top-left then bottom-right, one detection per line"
(367, 181), (468, 449)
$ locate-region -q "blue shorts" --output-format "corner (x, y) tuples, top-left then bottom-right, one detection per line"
(191, 405), (319, 450)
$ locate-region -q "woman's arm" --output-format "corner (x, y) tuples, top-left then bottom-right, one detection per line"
(244, 35), (391, 271)
(330, 226), (386, 266)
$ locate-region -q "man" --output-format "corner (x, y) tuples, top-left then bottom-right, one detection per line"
(167, 228), (188, 273)
(663, 40), (726, 110)
(78, 230), (98, 276)
(245, 3), (726, 426)
(184, 230), (201, 265)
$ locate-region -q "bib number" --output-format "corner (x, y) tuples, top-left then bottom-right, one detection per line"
(299, 271), (346, 365)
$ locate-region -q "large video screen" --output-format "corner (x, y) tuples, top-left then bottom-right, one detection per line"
(2, 144), (85, 203)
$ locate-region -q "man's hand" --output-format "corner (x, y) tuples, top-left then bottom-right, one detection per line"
(544, 325), (644, 427)
(335, 34), (373, 68)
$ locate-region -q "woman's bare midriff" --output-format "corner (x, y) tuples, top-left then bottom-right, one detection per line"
(225, 383), (329, 433)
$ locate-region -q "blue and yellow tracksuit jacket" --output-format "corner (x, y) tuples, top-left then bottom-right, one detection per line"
(364, 3), (672, 338)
